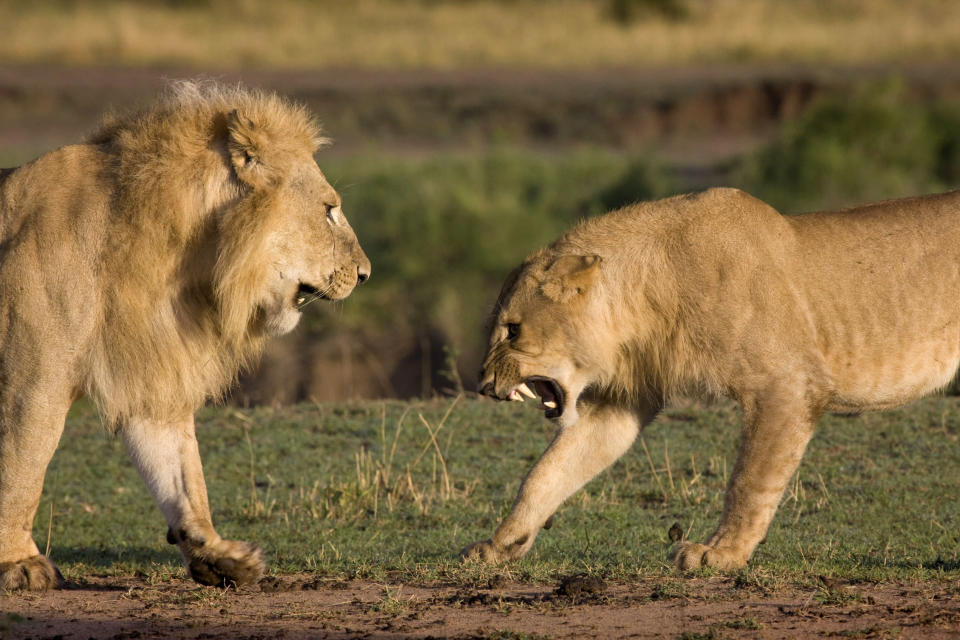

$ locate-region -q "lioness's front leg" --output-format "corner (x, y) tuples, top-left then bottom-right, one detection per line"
(674, 389), (819, 570)
(123, 416), (264, 587)
(462, 402), (649, 562)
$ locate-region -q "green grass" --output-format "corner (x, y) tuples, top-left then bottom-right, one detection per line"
(38, 395), (960, 586)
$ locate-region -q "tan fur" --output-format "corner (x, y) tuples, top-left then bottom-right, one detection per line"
(0, 81), (370, 589)
(462, 187), (960, 571)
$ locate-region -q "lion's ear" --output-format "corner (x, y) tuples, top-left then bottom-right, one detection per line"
(540, 254), (602, 303)
(227, 109), (269, 187)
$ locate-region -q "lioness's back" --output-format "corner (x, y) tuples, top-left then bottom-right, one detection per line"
(780, 190), (960, 409)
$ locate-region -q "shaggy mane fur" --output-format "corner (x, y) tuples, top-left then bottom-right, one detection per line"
(558, 195), (726, 404)
(83, 81), (327, 425)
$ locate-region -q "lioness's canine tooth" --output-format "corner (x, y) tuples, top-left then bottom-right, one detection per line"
(296, 296), (306, 306)
(543, 400), (557, 409)
(517, 383), (536, 399)
(508, 389), (524, 402)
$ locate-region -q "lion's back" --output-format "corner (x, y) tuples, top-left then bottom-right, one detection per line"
(0, 145), (112, 271)
(0, 147), (115, 363)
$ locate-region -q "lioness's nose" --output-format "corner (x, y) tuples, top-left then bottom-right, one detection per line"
(356, 252), (371, 285)
(477, 375), (495, 397)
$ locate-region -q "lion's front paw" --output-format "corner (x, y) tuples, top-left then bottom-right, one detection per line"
(0, 555), (65, 591)
(186, 539), (265, 588)
(672, 542), (749, 571)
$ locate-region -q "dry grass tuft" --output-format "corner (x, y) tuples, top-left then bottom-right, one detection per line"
(2, 0), (959, 70)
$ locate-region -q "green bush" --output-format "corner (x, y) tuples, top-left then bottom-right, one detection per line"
(606, 0), (688, 24)
(292, 83), (960, 396)
(315, 149), (671, 375)
(737, 79), (960, 212)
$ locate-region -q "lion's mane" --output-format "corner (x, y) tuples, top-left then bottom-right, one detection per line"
(78, 81), (328, 424)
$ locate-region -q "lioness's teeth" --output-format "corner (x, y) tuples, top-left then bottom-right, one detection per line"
(517, 383), (536, 399)
(296, 296), (306, 306)
(508, 389), (524, 402)
(543, 400), (557, 409)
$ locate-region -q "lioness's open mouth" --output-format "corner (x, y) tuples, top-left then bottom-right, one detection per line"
(507, 376), (566, 419)
(294, 282), (326, 309)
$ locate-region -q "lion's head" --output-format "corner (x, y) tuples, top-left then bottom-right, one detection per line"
(83, 81), (370, 423)
(214, 107), (370, 342)
(478, 250), (610, 427)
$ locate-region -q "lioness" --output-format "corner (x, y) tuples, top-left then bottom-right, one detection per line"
(462, 187), (960, 571)
(0, 82), (370, 590)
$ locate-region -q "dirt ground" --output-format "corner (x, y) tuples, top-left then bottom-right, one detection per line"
(3, 574), (959, 639)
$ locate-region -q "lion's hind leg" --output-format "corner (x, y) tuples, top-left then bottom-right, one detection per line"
(123, 416), (265, 587)
(673, 385), (820, 571)
(170, 531), (265, 588)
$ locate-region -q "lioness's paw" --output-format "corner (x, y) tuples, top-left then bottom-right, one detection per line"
(672, 542), (749, 571)
(672, 542), (710, 571)
(186, 540), (265, 588)
(0, 555), (65, 591)
(460, 539), (502, 563)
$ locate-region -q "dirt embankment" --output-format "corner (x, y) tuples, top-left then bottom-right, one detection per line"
(4, 63), (960, 162)
(3, 574), (959, 639)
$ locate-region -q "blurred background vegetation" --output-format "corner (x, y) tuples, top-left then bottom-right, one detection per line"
(2, 0), (960, 402)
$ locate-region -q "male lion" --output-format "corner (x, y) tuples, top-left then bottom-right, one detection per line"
(462, 187), (960, 571)
(0, 81), (370, 590)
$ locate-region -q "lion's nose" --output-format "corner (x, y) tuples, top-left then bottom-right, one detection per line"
(478, 380), (495, 397)
(357, 265), (370, 285)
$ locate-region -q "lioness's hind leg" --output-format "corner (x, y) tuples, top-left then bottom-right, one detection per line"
(674, 389), (819, 571)
(123, 416), (265, 587)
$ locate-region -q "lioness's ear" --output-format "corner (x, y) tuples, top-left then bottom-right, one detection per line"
(226, 109), (268, 187)
(541, 254), (602, 303)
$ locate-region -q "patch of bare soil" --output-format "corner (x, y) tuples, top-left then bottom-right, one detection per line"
(2, 574), (958, 639)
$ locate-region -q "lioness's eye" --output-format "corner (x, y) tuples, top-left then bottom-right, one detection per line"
(506, 323), (520, 340)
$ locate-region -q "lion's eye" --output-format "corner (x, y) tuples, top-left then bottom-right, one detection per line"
(506, 323), (520, 340)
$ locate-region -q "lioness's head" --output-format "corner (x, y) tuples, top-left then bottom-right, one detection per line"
(478, 250), (607, 427)
(214, 108), (371, 341)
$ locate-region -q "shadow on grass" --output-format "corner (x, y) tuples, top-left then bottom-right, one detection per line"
(53, 545), (178, 569)
(849, 555), (960, 572)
